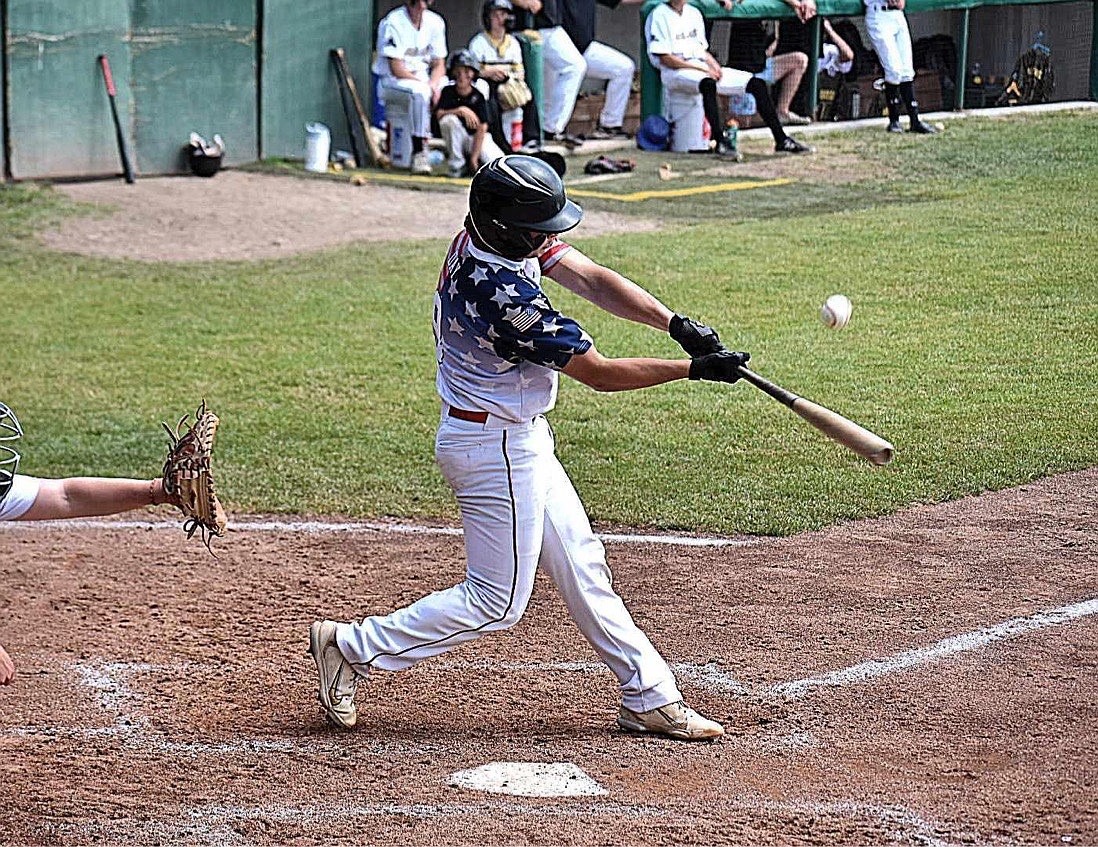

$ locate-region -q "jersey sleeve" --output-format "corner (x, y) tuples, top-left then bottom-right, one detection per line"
(378, 18), (404, 60)
(478, 267), (591, 370)
(431, 17), (448, 62)
(645, 7), (673, 56)
(537, 238), (573, 274)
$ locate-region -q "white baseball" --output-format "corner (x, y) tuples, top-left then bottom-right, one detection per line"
(820, 294), (852, 330)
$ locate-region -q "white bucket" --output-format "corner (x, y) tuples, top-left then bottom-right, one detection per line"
(304, 122), (331, 172)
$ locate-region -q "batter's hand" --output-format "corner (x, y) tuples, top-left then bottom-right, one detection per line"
(670, 314), (724, 357)
(688, 350), (750, 383)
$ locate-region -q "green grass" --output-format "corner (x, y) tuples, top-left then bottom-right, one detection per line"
(2, 110), (1096, 534)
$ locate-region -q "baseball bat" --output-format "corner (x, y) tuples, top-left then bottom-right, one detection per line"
(331, 48), (390, 169)
(736, 365), (895, 465)
(97, 54), (136, 184)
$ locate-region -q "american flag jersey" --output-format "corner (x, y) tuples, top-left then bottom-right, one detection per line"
(433, 230), (592, 422)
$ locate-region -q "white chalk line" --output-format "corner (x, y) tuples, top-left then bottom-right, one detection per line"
(0, 517), (761, 548)
(774, 597), (1098, 699)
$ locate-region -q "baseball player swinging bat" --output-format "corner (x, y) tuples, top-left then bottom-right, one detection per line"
(736, 365), (894, 465)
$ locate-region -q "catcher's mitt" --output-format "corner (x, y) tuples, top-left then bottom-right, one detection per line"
(162, 401), (227, 551)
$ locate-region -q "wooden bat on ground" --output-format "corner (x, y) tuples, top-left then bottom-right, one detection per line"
(330, 48), (390, 169)
(97, 54), (135, 184)
(736, 365), (895, 466)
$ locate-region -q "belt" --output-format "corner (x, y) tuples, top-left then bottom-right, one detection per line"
(867, 3), (895, 9)
(447, 406), (489, 424)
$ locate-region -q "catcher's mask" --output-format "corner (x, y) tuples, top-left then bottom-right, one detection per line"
(482, 0), (516, 31)
(466, 155), (583, 260)
(0, 401), (23, 506)
(447, 49), (481, 80)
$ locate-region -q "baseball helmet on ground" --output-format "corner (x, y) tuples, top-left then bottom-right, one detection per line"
(447, 49), (481, 78)
(635, 115), (671, 151)
(0, 402), (23, 506)
(482, 0), (515, 30)
(466, 155), (583, 260)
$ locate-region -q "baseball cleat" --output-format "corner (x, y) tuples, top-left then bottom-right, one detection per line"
(617, 700), (725, 741)
(910, 120), (939, 134)
(309, 620), (360, 729)
(886, 119), (905, 133)
(775, 137), (815, 155)
(411, 150), (432, 175)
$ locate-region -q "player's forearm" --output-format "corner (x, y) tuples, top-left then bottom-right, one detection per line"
(564, 354), (690, 392)
(18, 477), (164, 521)
(554, 258), (673, 330)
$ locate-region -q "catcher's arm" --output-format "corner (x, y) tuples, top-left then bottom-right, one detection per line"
(162, 400), (227, 552)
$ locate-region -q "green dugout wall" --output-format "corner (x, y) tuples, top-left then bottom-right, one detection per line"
(2, 0), (373, 179)
(639, 0), (1097, 120)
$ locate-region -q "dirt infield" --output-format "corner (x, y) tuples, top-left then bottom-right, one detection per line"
(1, 468), (1095, 845)
(39, 171), (660, 262)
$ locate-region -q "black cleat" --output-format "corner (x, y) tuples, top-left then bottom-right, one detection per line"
(547, 131), (584, 149)
(886, 119), (904, 133)
(775, 136), (815, 155)
(910, 120), (940, 134)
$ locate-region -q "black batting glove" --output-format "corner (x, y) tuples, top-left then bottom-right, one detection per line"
(669, 313), (724, 357)
(688, 350), (751, 383)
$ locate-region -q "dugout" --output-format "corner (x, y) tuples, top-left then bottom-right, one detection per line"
(637, 0), (1097, 122)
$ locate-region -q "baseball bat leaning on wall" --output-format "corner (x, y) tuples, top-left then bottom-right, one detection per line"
(735, 366), (894, 465)
(97, 54), (135, 184)
(331, 48), (390, 168)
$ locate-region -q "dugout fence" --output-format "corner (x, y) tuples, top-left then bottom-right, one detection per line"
(638, 0), (1098, 121)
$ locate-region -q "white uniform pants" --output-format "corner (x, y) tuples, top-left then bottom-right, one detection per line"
(538, 26), (586, 134)
(438, 114), (506, 171)
(335, 413), (683, 713)
(380, 77), (433, 138)
(582, 41), (635, 128)
(660, 64), (752, 98)
(864, 7), (914, 84)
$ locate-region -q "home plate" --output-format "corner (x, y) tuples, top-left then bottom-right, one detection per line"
(448, 762), (608, 797)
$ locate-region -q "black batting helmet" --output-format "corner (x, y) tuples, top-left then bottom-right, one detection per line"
(0, 401), (23, 506)
(482, 0), (515, 31)
(466, 155), (583, 260)
(447, 49), (481, 79)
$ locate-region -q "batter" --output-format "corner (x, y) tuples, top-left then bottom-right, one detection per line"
(310, 155), (751, 740)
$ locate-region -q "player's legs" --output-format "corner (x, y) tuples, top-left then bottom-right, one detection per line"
(439, 113), (474, 174)
(538, 27), (586, 136)
(769, 51), (809, 120)
(380, 78), (433, 138)
(335, 417), (548, 674)
(582, 41), (635, 130)
(535, 454), (681, 713)
(865, 12), (905, 85)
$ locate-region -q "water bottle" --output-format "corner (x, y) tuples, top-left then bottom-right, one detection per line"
(723, 119), (738, 153)
(850, 90), (861, 119)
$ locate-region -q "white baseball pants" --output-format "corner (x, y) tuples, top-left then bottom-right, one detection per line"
(438, 114), (506, 172)
(865, 7), (914, 84)
(582, 41), (635, 128)
(660, 64), (752, 98)
(538, 26), (586, 134)
(380, 77), (433, 138)
(335, 412), (683, 713)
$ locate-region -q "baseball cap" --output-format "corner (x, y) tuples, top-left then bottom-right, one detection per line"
(635, 115), (671, 152)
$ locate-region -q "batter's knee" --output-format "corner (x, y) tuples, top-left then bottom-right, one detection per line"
(465, 582), (532, 630)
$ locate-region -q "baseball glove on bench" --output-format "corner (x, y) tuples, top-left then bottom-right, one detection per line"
(162, 400), (227, 552)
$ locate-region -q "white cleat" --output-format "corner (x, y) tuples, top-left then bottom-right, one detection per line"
(308, 620), (360, 729)
(617, 700), (725, 741)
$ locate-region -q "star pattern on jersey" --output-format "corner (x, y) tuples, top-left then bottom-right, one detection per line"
(436, 234), (592, 374)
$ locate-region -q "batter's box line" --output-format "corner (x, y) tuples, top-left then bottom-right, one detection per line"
(0, 517), (764, 548)
(438, 597), (1098, 701)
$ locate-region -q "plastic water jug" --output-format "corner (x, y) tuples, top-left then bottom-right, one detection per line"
(304, 123), (331, 173)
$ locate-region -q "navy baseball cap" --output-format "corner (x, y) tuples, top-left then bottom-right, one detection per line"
(635, 115), (671, 152)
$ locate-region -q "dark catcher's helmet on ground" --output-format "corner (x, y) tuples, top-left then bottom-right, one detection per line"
(466, 156), (583, 260)
(447, 49), (481, 79)
(0, 401), (23, 506)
